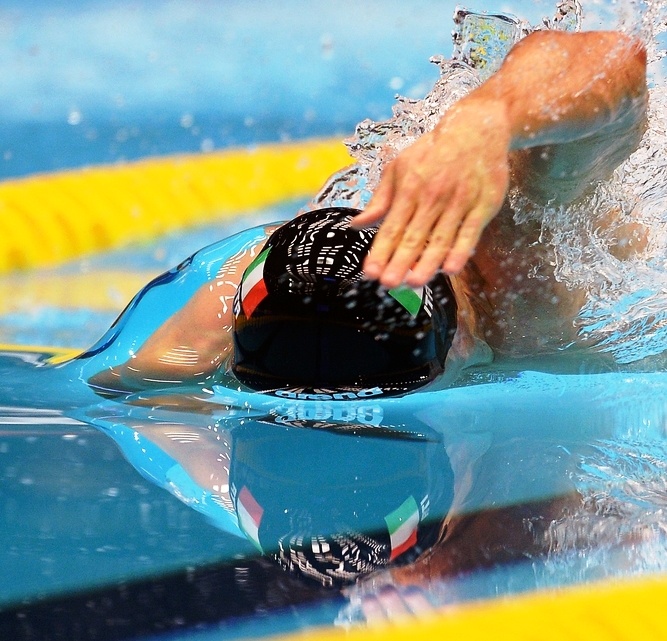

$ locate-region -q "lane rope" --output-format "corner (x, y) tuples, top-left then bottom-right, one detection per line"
(274, 576), (667, 641)
(0, 137), (350, 272)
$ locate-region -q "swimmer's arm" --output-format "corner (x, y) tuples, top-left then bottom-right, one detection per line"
(88, 231), (274, 396)
(352, 30), (647, 287)
(388, 492), (583, 587)
(492, 30), (648, 203)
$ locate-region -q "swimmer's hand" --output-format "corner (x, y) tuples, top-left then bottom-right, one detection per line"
(351, 98), (511, 287)
(352, 30), (647, 289)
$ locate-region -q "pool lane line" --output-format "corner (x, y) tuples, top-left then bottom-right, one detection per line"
(0, 137), (351, 273)
(0, 344), (79, 361)
(0, 554), (343, 641)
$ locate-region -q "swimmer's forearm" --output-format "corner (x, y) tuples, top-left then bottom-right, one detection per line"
(452, 30), (647, 149)
(352, 30), (647, 285)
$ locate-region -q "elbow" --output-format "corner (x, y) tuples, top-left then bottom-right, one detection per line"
(610, 32), (648, 98)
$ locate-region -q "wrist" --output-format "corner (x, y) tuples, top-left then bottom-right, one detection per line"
(435, 94), (512, 150)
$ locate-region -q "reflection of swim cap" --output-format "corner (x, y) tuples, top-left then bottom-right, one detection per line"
(232, 208), (457, 397)
(229, 423), (453, 587)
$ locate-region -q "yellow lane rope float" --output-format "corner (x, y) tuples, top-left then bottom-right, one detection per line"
(0, 269), (158, 315)
(2, 139), (667, 638)
(275, 576), (667, 641)
(0, 137), (351, 273)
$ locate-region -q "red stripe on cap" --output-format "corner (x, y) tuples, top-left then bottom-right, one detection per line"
(242, 279), (269, 317)
(390, 527), (418, 560)
(239, 486), (264, 526)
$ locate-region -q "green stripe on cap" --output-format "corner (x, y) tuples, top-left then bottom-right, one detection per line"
(244, 247), (271, 275)
(388, 285), (423, 317)
(385, 495), (420, 560)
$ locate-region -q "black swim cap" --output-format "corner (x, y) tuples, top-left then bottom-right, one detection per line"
(232, 207), (456, 397)
(229, 421), (454, 587)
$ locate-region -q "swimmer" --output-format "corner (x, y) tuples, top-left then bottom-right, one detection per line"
(87, 28), (648, 395)
(88, 207), (458, 397)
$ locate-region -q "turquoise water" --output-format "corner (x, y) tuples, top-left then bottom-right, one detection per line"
(3, 1), (667, 640)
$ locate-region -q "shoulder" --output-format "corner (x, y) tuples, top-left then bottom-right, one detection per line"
(211, 222), (282, 282)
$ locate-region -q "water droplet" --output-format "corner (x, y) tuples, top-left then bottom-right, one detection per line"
(320, 34), (334, 58)
(67, 110), (82, 126)
(389, 76), (404, 91)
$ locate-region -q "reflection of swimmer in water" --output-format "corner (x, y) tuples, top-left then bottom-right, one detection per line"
(87, 28), (648, 395)
(87, 378), (586, 592)
(105, 410), (456, 587)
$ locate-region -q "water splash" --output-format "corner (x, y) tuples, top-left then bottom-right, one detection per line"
(306, 0), (667, 365)
(305, 1), (584, 210)
(514, 69), (667, 364)
(303, 60), (481, 212)
(539, 434), (667, 583)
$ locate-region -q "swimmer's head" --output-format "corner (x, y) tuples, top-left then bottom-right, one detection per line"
(232, 208), (457, 397)
(229, 421), (454, 586)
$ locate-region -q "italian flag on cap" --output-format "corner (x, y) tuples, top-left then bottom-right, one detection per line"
(385, 495), (420, 560)
(388, 285), (424, 317)
(238, 486), (264, 552)
(240, 248), (271, 317)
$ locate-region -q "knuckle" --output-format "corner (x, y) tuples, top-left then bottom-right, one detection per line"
(401, 229), (425, 249)
(403, 170), (425, 192)
(421, 176), (442, 196)
(381, 222), (402, 241)
(430, 225), (455, 245)
(456, 225), (483, 249)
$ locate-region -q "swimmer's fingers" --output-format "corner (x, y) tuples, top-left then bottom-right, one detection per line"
(364, 175), (476, 287)
(359, 166), (424, 283)
(442, 211), (487, 275)
(405, 180), (504, 284)
(359, 586), (434, 623)
(356, 118), (510, 285)
(442, 198), (501, 274)
(398, 180), (481, 287)
(350, 164), (397, 228)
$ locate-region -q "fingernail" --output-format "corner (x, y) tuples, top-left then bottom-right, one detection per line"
(380, 272), (402, 288)
(363, 263), (381, 279)
(442, 259), (463, 275)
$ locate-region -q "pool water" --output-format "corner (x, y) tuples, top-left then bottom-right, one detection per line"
(2, 1), (667, 640)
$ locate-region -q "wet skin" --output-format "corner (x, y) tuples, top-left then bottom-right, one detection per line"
(88, 30), (648, 396)
(354, 30), (647, 288)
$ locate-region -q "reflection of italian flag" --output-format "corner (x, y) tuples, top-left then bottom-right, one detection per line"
(385, 495), (420, 560)
(240, 248), (270, 317)
(238, 486), (264, 552)
(388, 285), (424, 317)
